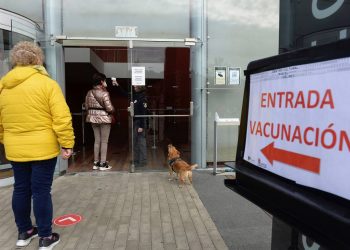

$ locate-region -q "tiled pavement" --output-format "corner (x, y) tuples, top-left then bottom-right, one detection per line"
(0, 172), (228, 250)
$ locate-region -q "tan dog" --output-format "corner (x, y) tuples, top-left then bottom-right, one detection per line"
(168, 144), (198, 185)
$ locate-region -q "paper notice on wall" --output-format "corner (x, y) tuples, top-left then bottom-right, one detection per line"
(215, 67), (226, 85)
(132, 66), (145, 86)
(229, 67), (240, 85)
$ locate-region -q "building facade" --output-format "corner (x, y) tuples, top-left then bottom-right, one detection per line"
(0, 0), (279, 184)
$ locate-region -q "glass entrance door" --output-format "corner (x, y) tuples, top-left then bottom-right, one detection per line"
(64, 43), (192, 173)
(128, 45), (192, 172)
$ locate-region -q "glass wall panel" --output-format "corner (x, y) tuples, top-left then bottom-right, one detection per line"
(12, 31), (33, 46)
(206, 0), (279, 162)
(0, 29), (12, 176)
(0, 37), (10, 177)
(0, 28), (34, 182)
(0, 0), (43, 29)
(0, 0), (280, 167)
(0, 29), (11, 77)
(62, 0), (189, 38)
(129, 46), (191, 171)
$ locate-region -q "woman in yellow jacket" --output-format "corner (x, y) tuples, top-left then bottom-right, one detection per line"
(0, 41), (75, 250)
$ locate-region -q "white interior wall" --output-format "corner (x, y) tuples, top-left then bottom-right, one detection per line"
(65, 47), (164, 79)
(90, 50), (104, 73)
(65, 48), (90, 62)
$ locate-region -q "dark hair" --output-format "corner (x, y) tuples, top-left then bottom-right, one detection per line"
(92, 72), (106, 86)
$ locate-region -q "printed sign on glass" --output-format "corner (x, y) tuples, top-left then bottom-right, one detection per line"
(132, 66), (145, 86)
(214, 67), (226, 85)
(228, 67), (240, 85)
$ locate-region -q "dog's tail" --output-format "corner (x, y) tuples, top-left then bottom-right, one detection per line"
(190, 164), (198, 170)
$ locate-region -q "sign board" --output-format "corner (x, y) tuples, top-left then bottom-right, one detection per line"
(214, 66), (226, 85)
(244, 56), (350, 200)
(228, 67), (240, 85)
(115, 26), (138, 38)
(294, 0), (349, 36)
(53, 214), (82, 227)
(280, 0), (350, 51)
(132, 66), (145, 86)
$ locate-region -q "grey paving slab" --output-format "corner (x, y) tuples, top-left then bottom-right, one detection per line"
(0, 172), (228, 250)
(192, 170), (272, 250)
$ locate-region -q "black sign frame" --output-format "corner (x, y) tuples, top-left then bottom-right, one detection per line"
(226, 38), (350, 249)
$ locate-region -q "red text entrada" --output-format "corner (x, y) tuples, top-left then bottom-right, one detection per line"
(261, 89), (334, 109)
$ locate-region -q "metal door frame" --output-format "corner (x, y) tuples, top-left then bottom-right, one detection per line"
(54, 36), (198, 47)
(126, 40), (193, 172)
(58, 36), (196, 172)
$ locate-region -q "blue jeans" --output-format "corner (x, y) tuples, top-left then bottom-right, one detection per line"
(11, 157), (57, 238)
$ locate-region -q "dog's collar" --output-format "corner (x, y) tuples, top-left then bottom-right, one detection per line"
(169, 157), (181, 172)
(168, 157), (181, 167)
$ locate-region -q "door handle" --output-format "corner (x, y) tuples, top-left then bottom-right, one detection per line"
(133, 101), (194, 117)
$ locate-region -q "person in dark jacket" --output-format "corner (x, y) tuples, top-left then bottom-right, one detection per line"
(111, 80), (148, 167)
(132, 86), (148, 167)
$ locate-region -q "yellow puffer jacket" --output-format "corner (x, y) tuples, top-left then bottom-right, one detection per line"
(0, 65), (75, 161)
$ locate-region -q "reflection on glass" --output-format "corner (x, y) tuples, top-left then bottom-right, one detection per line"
(0, 29), (34, 177)
(0, 30), (11, 78)
(12, 32), (33, 46)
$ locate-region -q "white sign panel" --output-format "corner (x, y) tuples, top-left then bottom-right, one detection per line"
(115, 26), (138, 38)
(132, 66), (145, 86)
(215, 67), (226, 85)
(228, 67), (240, 85)
(244, 57), (350, 200)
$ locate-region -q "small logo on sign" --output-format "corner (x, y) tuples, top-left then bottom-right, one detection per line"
(312, 0), (344, 19)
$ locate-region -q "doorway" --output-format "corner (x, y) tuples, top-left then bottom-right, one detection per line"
(65, 44), (192, 172)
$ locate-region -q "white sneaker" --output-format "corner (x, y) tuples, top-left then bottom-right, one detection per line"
(16, 227), (38, 247)
(92, 161), (100, 170)
(39, 232), (60, 250)
(99, 162), (112, 171)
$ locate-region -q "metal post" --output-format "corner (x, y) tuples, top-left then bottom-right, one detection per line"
(129, 101), (135, 173)
(128, 39), (135, 173)
(44, 0), (66, 174)
(213, 118), (218, 175)
(190, 0), (207, 168)
(81, 103), (85, 146)
(152, 111), (157, 149)
(279, 0), (293, 53)
(44, 0), (64, 82)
